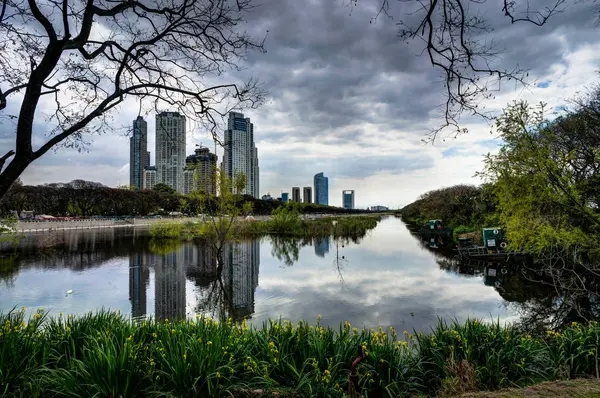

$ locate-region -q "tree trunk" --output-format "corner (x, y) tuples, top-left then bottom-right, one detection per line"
(0, 156), (31, 201)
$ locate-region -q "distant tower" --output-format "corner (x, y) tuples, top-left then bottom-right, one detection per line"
(303, 187), (313, 204)
(291, 187), (301, 203)
(129, 116), (148, 189)
(342, 190), (355, 209)
(222, 112), (259, 197)
(314, 172), (329, 205)
(155, 112), (186, 193)
(281, 192), (289, 202)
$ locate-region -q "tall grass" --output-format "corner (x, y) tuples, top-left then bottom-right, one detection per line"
(1, 309), (600, 397)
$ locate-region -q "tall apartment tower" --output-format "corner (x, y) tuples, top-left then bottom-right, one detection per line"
(222, 112), (259, 197)
(129, 116), (148, 189)
(292, 187), (301, 203)
(155, 112), (186, 193)
(314, 172), (329, 205)
(184, 146), (217, 195)
(303, 187), (312, 203)
(342, 190), (355, 209)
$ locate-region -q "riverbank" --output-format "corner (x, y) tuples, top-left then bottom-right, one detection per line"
(2, 309), (599, 397)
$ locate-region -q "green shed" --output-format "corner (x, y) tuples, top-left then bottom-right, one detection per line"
(482, 228), (503, 249)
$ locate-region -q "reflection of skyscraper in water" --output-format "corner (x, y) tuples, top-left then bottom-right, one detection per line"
(223, 240), (260, 320)
(129, 253), (150, 319)
(154, 246), (187, 321)
(314, 237), (330, 258)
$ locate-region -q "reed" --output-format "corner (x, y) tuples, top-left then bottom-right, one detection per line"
(2, 309), (598, 397)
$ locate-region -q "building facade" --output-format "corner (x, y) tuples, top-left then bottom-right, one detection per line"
(314, 172), (329, 205)
(303, 187), (312, 203)
(183, 146), (217, 195)
(291, 187), (301, 203)
(281, 192), (289, 202)
(129, 116), (148, 189)
(222, 112), (259, 197)
(143, 166), (157, 190)
(342, 190), (355, 209)
(155, 112), (186, 193)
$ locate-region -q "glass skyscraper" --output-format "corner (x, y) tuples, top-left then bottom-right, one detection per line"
(129, 116), (148, 189)
(314, 172), (329, 205)
(222, 112), (259, 197)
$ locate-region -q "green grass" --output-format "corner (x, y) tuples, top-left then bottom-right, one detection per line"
(1, 309), (600, 397)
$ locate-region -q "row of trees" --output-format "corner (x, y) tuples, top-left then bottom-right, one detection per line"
(0, 178), (363, 217)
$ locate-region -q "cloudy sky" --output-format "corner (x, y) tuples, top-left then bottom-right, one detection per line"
(6, 0), (600, 208)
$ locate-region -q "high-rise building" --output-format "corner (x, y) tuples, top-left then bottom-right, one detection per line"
(281, 192), (289, 202)
(314, 172), (329, 206)
(156, 111), (186, 193)
(184, 146), (217, 195)
(222, 112), (259, 197)
(303, 187), (312, 203)
(292, 187), (301, 202)
(129, 116), (148, 189)
(143, 166), (157, 190)
(342, 190), (355, 209)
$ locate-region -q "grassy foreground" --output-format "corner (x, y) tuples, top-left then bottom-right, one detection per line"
(2, 311), (600, 397)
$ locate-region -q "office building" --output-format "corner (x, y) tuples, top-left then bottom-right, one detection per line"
(143, 166), (156, 190)
(222, 112), (259, 197)
(156, 111), (186, 193)
(281, 192), (289, 202)
(342, 190), (355, 209)
(292, 187), (301, 202)
(183, 146), (217, 195)
(129, 116), (148, 189)
(314, 172), (329, 206)
(303, 187), (312, 203)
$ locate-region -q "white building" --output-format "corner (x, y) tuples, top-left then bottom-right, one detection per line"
(155, 112), (186, 194)
(143, 167), (157, 190)
(222, 112), (259, 197)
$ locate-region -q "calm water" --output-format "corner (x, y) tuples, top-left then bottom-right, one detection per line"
(0, 216), (533, 331)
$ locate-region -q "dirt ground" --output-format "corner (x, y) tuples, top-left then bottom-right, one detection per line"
(460, 379), (600, 398)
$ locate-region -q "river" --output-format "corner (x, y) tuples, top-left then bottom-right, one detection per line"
(0, 216), (541, 332)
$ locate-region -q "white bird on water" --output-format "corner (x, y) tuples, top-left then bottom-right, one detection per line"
(65, 289), (73, 295)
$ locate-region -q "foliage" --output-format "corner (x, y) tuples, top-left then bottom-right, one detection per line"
(149, 222), (184, 240)
(400, 184), (499, 230)
(3, 309), (600, 397)
(480, 100), (600, 255)
(152, 183), (177, 195)
(269, 202), (302, 234)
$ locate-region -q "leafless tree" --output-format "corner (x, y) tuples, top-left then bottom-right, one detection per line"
(0, 0), (266, 200)
(354, 0), (572, 141)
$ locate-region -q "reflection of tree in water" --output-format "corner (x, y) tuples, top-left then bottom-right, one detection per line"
(410, 227), (600, 333)
(192, 240), (260, 323)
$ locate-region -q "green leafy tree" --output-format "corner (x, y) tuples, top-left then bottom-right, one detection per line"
(152, 184), (176, 195)
(480, 100), (600, 255)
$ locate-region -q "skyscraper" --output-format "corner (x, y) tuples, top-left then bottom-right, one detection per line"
(184, 146), (217, 195)
(155, 111), (186, 193)
(303, 187), (312, 203)
(129, 116), (148, 189)
(342, 190), (355, 209)
(281, 192), (289, 202)
(314, 172), (329, 205)
(222, 112), (259, 197)
(292, 187), (300, 203)
(143, 166), (156, 190)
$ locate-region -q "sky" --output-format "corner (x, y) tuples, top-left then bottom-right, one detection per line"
(4, 0), (600, 208)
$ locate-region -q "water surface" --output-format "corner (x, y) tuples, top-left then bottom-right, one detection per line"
(0, 216), (531, 332)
